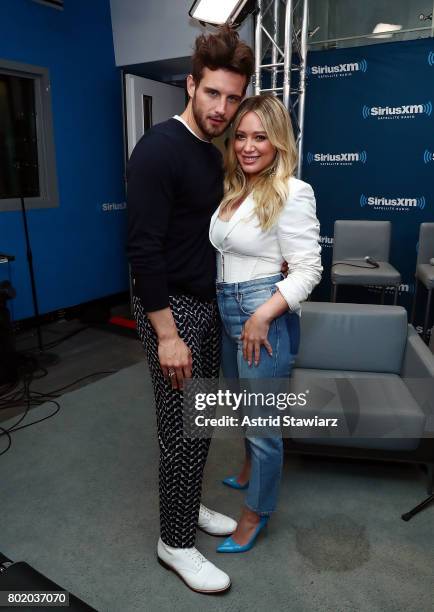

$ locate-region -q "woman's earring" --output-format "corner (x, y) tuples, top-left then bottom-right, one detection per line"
(269, 153), (278, 177)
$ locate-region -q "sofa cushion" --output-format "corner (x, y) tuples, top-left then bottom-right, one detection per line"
(288, 368), (425, 451)
(295, 302), (407, 374)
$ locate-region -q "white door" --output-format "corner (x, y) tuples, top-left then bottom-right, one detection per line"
(124, 75), (185, 312)
(125, 74), (186, 157)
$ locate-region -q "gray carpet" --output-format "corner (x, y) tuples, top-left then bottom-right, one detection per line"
(1, 363), (433, 612)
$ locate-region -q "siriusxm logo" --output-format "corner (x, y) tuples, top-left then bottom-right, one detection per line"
(362, 102), (432, 120)
(306, 151), (367, 166)
(416, 325), (432, 338)
(319, 235), (334, 248)
(428, 51), (434, 67)
(360, 194), (426, 211)
(102, 202), (127, 212)
(423, 149), (434, 164)
(307, 59), (367, 79)
(368, 283), (414, 295)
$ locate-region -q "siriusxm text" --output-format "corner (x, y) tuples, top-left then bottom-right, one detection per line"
(370, 105), (425, 116)
(310, 63), (360, 74)
(102, 202), (127, 212)
(368, 197), (418, 207)
(314, 153), (361, 162)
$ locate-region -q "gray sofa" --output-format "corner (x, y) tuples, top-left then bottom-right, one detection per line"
(285, 302), (434, 492)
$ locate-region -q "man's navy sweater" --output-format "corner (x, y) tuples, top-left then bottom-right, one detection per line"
(127, 119), (223, 312)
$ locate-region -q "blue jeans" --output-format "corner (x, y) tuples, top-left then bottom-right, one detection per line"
(216, 274), (300, 515)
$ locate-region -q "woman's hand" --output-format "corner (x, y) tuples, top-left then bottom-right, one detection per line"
(240, 289), (289, 366)
(241, 311), (273, 367)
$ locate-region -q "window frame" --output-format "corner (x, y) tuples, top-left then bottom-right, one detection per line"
(0, 58), (58, 212)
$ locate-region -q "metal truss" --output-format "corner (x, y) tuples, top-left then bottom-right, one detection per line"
(254, 0), (309, 177)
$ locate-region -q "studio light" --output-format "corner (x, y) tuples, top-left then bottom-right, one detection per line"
(371, 23), (403, 39)
(189, 0), (256, 27)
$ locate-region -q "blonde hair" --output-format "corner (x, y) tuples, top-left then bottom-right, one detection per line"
(221, 95), (298, 231)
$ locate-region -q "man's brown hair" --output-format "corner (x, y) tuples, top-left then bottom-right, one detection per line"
(191, 25), (254, 90)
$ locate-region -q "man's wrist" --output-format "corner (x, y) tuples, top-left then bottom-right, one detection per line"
(157, 328), (179, 342)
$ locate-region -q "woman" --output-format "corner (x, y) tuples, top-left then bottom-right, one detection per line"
(209, 95), (322, 553)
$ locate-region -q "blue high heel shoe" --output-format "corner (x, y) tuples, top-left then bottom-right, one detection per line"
(222, 476), (249, 490)
(216, 516), (269, 553)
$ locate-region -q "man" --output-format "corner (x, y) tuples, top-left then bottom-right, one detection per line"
(127, 26), (254, 593)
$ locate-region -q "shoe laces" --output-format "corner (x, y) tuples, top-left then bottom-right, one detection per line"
(186, 547), (206, 569)
(199, 504), (214, 520)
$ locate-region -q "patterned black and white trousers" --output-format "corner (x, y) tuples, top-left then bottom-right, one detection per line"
(133, 294), (220, 548)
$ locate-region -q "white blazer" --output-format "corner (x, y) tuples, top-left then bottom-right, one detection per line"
(209, 177), (322, 314)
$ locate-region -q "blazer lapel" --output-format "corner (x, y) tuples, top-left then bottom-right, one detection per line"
(209, 194), (255, 248)
(209, 207), (220, 248)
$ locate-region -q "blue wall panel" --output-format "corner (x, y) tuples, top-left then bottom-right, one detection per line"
(304, 39), (434, 330)
(0, 0), (127, 321)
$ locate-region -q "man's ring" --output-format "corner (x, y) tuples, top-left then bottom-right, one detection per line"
(168, 369), (175, 378)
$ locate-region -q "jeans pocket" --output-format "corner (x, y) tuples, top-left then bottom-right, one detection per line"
(239, 288), (273, 316)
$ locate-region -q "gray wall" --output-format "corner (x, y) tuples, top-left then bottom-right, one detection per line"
(309, 0), (433, 47)
(109, 0), (254, 66)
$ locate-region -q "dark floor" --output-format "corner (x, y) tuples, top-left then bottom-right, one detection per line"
(0, 303), (144, 425)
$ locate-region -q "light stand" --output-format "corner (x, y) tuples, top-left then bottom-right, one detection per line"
(402, 464), (434, 521)
(19, 196), (59, 367)
(402, 493), (434, 521)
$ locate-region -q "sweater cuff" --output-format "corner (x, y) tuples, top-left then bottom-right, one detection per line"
(133, 274), (170, 312)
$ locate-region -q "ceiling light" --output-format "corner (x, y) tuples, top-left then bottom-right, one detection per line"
(189, 0), (256, 27)
(371, 23), (403, 38)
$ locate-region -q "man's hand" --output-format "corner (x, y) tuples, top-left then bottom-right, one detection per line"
(146, 307), (193, 390)
(158, 336), (192, 390)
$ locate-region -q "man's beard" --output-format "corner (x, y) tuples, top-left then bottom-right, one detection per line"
(192, 97), (228, 139)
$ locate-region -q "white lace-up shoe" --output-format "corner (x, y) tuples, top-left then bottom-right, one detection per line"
(157, 538), (231, 593)
(197, 504), (237, 536)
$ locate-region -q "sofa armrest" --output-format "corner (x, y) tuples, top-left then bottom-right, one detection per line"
(401, 325), (434, 378)
(401, 325), (434, 435)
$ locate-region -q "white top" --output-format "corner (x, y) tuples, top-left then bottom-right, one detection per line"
(209, 177), (323, 314)
(211, 216), (229, 249)
(173, 115), (210, 143)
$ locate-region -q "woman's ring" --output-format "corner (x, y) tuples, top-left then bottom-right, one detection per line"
(168, 368), (176, 378)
